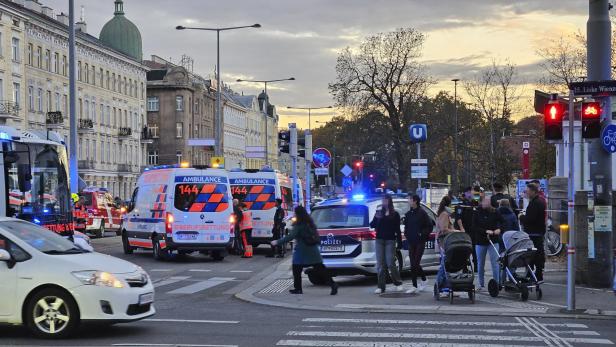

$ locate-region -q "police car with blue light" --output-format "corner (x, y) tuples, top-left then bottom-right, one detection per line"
(308, 193), (439, 284)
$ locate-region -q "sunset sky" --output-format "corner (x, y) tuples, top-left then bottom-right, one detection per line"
(44, 0), (591, 127)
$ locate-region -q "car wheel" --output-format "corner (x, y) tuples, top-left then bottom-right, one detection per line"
(26, 288), (79, 339)
(122, 232), (133, 255)
(211, 251), (224, 261)
(153, 238), (168, 261)
(488, 279), (500, 298)
(95, 222), (105, 238)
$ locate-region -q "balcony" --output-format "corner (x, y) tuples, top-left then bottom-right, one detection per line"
(140, 127), (154, 144)
(45, 111), (64, 130)
(119, 127), (132, 141)
(78, 160), (96, 170)
(78, 118), (94, 133)
(0, 101), (20, 120)
(117, 164), (132, 173)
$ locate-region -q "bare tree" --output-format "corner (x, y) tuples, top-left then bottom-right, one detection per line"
(329, 28), (431, 188)
(536, 34), (586, 93)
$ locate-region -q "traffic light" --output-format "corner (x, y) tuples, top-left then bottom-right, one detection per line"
(279, 131), (290, 153)
(543, 102), (564, 140)
(354, 161), (364, 169)
(581, 101), (601, 138)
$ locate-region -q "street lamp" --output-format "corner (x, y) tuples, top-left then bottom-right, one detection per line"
(286, 105), (333, 130)
(452, 78), (459, 192)
(235, 77), (295, 167)
(176, 23), (261, 158)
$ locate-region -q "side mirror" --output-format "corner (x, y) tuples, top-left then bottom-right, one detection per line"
(0, 249), (15, 269)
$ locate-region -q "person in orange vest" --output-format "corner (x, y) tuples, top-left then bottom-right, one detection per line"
(73, 196), (87, 231)
(239, 203), (254, 258)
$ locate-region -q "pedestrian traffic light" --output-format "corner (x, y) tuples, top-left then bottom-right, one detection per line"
(543, 102), (564, 140)
(581, 101), (601, 138)
(354, 161), (363, 169)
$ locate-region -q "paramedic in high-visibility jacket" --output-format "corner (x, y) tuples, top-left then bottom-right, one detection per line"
(232, 199), (244, 254)
(239, 203), (253, 258)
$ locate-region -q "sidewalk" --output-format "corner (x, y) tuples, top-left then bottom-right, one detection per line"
(236, 257), (616, 319)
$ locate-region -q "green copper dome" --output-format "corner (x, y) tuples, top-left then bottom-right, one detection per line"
(99, 0), (142, 61)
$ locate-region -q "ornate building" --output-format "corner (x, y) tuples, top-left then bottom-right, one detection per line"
(0, 0), (148, 199)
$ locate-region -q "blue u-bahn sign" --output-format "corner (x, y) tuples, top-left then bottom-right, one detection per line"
(409, 124), (427, 143)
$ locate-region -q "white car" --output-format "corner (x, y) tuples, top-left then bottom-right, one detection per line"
(0, 218), (155, 338)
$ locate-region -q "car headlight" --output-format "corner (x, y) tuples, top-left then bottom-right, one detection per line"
(72, 271), (124, 288)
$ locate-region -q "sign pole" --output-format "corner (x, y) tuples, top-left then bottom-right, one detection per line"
(567, 90), (576, 311)
(289, 124), (298, 207)
(305, 130), (312, 213)
(417, 142), (422, 193)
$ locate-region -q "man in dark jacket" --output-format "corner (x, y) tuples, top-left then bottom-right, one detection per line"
(404, 194), (432, 293)
(455, 186), (479, 271)
(268, 199), (286, 258)
(491, 182), (519, 215)
(232, 199), (244, 255)
(519, 183), (546, 281)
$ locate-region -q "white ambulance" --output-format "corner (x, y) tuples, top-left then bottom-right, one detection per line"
(228, 168), (304, 245)
(121, 165), (234, 261)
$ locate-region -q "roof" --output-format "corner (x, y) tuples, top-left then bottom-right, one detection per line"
(146, 69), (168, 81)
(99, 0), (143, 61)
(234, 95), (256, 109)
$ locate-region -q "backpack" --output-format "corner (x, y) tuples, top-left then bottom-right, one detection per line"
(301, 224), (321, 246)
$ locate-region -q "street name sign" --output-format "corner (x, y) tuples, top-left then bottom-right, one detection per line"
(314, 167), (329, 176)
(569, 80), (616, 96)
(411, 158), (428, 164)
(411, 166), (428, 179)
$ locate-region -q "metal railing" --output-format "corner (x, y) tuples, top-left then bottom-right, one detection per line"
(117, 164), (131, 172)
(119, 127), (132, 137)
(78, 118), (94, 130)
(0, 101), (20, 117)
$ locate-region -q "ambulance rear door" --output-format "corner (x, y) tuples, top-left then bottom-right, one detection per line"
(229, 171), (278, 240)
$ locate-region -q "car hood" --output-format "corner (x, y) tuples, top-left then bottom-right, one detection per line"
(49, 252), (140, 274)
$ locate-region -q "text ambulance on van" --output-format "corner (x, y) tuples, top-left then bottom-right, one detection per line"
(121, 165), (234, 261)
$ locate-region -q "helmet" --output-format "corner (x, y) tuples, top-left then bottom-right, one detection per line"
(71, 193), (79, 203)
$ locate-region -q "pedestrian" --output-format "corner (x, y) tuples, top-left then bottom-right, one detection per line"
(239, 203), (253, 258)
(519, 182), (546, 282)
(114, 196), (123, 208)
(267, 198), (286, 258)
(403, 194), (432, 294)
(472, 195), (502, 291)
(455, 186), (478, 272)
(491, 182), (519, 215)
(435, 195), (457, 293)
(270, 206), (338, 295)
(370, 195), (404, 294)
(498, 199), (519, 232)
(232, 199), (244, 255)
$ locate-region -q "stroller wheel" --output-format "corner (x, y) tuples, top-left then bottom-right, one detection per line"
(468, 290), (475, 303)
(434, 283), (440, 301)
(488, 279), (499, 298)
(520, 285), (529, 301)
(535, 287), (543, 300)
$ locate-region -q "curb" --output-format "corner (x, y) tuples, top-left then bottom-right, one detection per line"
(234, 260), (616, 321)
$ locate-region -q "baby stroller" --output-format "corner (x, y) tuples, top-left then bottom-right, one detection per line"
(488, 230), (542, 301)
(434, 232), (475, 304)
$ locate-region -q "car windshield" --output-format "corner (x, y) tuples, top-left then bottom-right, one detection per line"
(311, 205), (368, 229)
(0, 221), (84, 254)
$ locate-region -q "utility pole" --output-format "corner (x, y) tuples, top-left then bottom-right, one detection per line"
(305, 130), (312, 213)
(586, 0), (613, 288)
(68, 0), (78, 194)
(452, 78), (459, 193)
(290, 123), (298, 207)
(566, 91), (576, 311)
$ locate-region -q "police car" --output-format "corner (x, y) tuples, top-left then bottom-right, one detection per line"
(308, 194), (440, 284)
(121, 165), (234, 261)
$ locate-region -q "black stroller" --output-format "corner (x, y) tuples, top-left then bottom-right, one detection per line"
(488, 230), (542, 301)
(434, 232), (475, 304)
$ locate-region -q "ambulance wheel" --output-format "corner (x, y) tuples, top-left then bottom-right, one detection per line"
(122, 232), (133, 254)
(153, 238), (168, 261)
(488, 279), (499, 298)
(520, 286), (529, 301)
(210, 251), (224, 261)
(95, 223), (105, 238)
(536, 287), (543, 300)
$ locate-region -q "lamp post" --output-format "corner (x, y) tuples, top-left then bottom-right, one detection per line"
(286, 105), (333, 130)
(452, 78), (459, 193)
(236, 77), (295, 166)
(176, 23), (261, 159)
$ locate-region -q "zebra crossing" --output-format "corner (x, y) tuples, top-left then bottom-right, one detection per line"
(152, 275), (237, 295)
(275, 317), (614, 347)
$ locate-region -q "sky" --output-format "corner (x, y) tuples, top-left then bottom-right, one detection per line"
(43, 0), (591, 128)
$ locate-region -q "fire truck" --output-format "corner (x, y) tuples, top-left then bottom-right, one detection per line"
(76, 186), (123, 238)
(0, 126), (73, 236)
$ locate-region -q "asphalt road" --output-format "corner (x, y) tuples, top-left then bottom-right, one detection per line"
(1, 233), (616, 347)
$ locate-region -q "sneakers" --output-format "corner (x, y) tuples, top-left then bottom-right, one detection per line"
(374, 288), (384, 294)
(289, 289), (303, 294)
(405, 286), (417, 294)
(394, 285), (404, 292)
(418, 280), (428, 292)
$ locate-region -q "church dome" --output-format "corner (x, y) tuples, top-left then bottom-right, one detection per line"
(99, 0), (142, 61)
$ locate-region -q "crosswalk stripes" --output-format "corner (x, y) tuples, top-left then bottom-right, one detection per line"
(153, 276), (236, 295)
(275, 317), (614, 347)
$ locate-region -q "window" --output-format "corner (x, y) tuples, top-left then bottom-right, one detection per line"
(146, 97), (159, 111)
(84, 63), (89, 83)
(106, 141), (110, 162)
(100, 104), (104, 125)
(176, 96), (184, 111)
(55, 93), (60, 112)
(62, 55), (67, 76)
(174, 182), (229, 212)
(113, 107), (116, 127)
(101, 141), (105, 162)
(91, 65), (95, 85)
(106, 106), (110, 125)
(195, 124), (199, 137)
(77, 61), (82, 81)
(46, 90), (51, 112)
(112, 73), (116, 91)
(53, 52), (59, 73)
(106, 71), (110, 89)
(176, 122), (183, 138)
(99, 68), (103, 86)
(12, 83), (20, 107)
(123, 77), (127, 95)
(11, 38), (20, 62)
(62, 94), (67, 114)
(0, 79), (3, 100)
(85, 139), (90, 160)
(36, 46), (41, 67)
(129, 78), (132, 96)
(141, 82), (144, 99)
(85, 100), (89, 120)
(27, 86), (34, 110)
(176, 151), (182, 164)
(44, 49), (50, 71)
(27, 43), (32, 65)
(148, 124), (159, 138)
(36, 88), (43, 112)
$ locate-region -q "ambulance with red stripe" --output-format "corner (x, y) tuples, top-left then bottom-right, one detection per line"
(121, 165), (234, 261)
(77, 187), (122, 238)
(228, 168), (304, 246)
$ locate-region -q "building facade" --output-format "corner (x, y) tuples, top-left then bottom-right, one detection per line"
(0, 0), (148, 199)
(0, 3), (27, 125)
(222, 90), (247, 170)
(145, 56), (215, 166)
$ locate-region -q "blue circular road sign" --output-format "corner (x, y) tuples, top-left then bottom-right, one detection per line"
(601, 124), (616, 154)
(312, 148), (332, 167)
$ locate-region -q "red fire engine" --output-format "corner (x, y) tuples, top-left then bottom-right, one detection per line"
(75, 187), (123, 238)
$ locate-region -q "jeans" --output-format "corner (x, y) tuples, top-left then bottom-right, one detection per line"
(529, 235), (545, 281)
(375, 239), (402, 290)
(437, 251), (447, 289)
(292, 263), (333, 290)
(408, 242), (426, 288)
(476, 244), (500, 287)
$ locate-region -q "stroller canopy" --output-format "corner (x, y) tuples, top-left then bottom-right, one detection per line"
(503, 230), (535, 268)
(443, 232), (473, 273)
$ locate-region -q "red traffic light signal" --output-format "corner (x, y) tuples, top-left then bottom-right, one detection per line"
(581, 101), (601, 138)
(354, 161), (363, 169)
(543, 102), (564, 140)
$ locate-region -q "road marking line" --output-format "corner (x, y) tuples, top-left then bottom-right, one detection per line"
(154, 276), (190, 288)
(150, 269), (173, 272)
(189, 269), (212, 272)
(113, 344), (238, 347)
(302, 318), (587, 328)
(230, 270), (253, 273)
(527, 299), (567, 308)
(287, 330), (546, 342)
(167, 277), (235, 294)
(529, 317), (573, 347)
(277, 341), (532, 347)
(144, 318), (239, 324)
(335, 303), (545, 313)
(516, 317), (557, 347)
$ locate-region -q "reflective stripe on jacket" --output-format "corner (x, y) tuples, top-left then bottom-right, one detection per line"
(240, 210), (253, 230)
